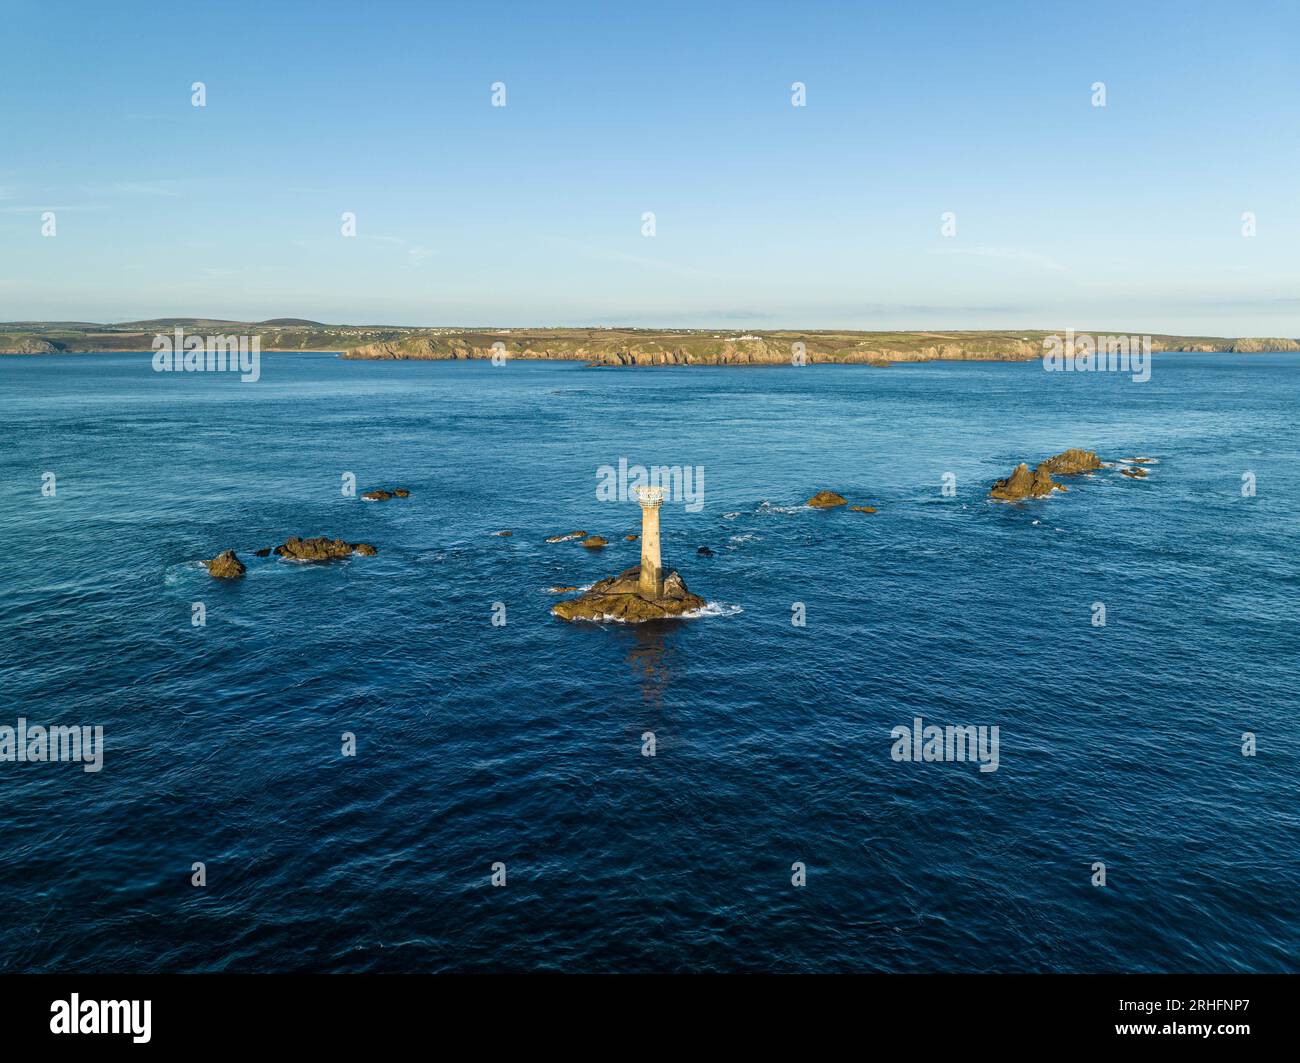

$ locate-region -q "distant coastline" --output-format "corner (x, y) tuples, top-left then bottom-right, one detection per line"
(2, 319), (1297, 366)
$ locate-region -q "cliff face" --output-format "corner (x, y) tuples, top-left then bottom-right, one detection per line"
(342, 330), (1300, 367)
(4, 323), (1298, 361)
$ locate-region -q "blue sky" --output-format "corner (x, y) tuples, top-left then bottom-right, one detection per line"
(2, 0), (1298, 332)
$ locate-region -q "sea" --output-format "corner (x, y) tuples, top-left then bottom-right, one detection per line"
(1, 350), (1297, 972)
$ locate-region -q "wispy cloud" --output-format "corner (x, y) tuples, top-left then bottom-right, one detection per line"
(113, 181), (184, 197)
(931, 246), (1066, 271)
(568, 243), (724, 281)
(0, 204), (105, 213)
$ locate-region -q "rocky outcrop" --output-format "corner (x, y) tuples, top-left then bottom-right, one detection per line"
(1121, 467), (1149, 479)
(850, 505), (877, 513)
(990, 463), (1060, 501)
(807, 490), (848, 508)
(272, 536), (377, 561)
(545, 530), (587, 543)
(548, 585), (578, 593)
(580, 535), (609, 549)
(361, 487), (410, 501)
(990, 448), (1103, 501)
(1227, 338), (1300, 353)
(552, 567), (706, 623)
(1037, 449), (1103, 476)
(203, 550), (246, 578)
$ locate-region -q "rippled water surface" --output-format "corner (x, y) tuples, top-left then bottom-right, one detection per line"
(1, 351), (1297, 972)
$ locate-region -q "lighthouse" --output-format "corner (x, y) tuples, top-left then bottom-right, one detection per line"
(634, 485), (665, 599)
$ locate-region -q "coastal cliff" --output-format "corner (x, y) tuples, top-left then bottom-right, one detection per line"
(341, 330), (1300, 366)
(3, 321), (1297, 363)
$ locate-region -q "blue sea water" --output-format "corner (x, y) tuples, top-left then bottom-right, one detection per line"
(1, 350), (1297, 973)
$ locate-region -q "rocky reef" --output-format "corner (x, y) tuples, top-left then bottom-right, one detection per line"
(807, 490), (849, 508)
(361, 487), (410, 501)
(271, 536), (378, 561)
(545, 530), (587, 543)
(990, 449), (1104, 501)
(1037, 448), (1104, 476)
(552, 567), (706, 623)
(203, 550), (246, 579)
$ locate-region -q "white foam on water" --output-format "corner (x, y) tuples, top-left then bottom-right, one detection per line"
(681, 601), (744, 619)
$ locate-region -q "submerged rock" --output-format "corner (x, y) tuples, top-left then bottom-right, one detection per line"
(494, 530), (513, 537)
(393, 488), (411, 498)
(361, 487), (411, 501)
(1121, 467), (1149, 479)
(552, 567), (707, 623)
(548, 585), (579, 593)
(254, 547), (272, 558)
(807, 490), (848, 508)
(203, 550), (246, 579)
(272, 536), (377, 561)
(697, 546), (715, 556)
(850, 505), (877, 513)
(545, 530), (588, 543)
(625, 534), (638, 541)
(581, 535), (609, 549)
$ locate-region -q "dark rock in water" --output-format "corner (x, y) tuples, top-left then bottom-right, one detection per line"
(494, 530), (513, 537)
(991, 448), (1103, 501)
(1121, 467), (1149, 478)
(272, 536), (377, 561)
(697, 546), (714, 556)
(625, 534), (638, 541)
(552, 566), (707, 623)
(545, 530), (587, 543)
(361, 490), (393, 501)
(393, 488), (411, 498)
(254, 548), (272, 558)
(807, 490), (848, 508)
(203, 550), (246, 579)
(580, 535), (609, 548)
(850, 505), (877, 513)
(548, 585), (579, 593)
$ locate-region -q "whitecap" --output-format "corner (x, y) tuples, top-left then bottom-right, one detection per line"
(755, 500), (806, 515)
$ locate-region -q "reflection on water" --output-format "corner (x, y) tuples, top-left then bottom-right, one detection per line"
(623, 623), (673, 708)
